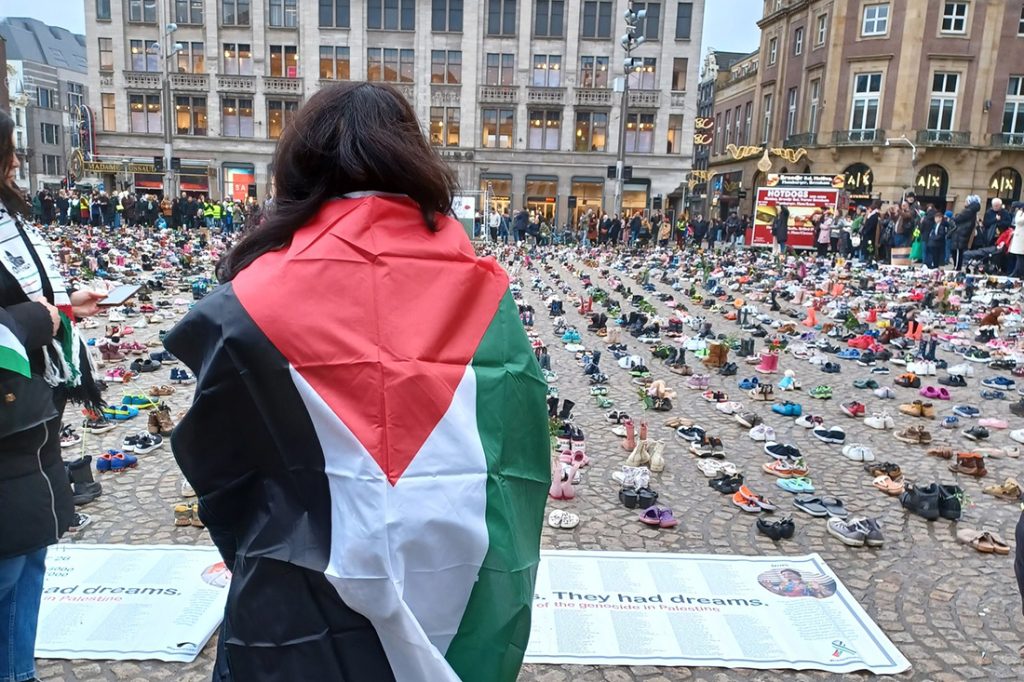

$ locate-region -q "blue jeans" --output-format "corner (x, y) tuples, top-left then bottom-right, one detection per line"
(891, 232), (907, 248)
(0, 548), (47, 682)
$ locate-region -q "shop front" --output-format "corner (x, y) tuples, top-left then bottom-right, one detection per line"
(179, 165), (211, 198)
(989, 167), (1021, 204)
(622, 180), (650, 216)
(223, 164), (256, 202)
(526, 175), (558, 221)
(914, 165), (949, 211)
(843, 163), (875, 207)
(713, 171), (743, 220)
(480, 174), (512, 218)
(133, 173), (164, 196)
(570, 176), (604, 224)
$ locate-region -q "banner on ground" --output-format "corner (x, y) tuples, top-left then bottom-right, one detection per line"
(525, 550), (910, 675)
(36, 544), (228, 663)
(750, 174), (849, 249)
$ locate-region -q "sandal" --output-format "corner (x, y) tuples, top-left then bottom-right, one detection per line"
(957, 528), (1010, 555)
(547, 510), (581, 530)
(663, 416), (694, 429)
(982, 477), (1022, 501)
(148, 384), (176, 397)
(872, 475), (905, 495)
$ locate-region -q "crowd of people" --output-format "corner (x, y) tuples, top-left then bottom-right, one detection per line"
(28, 187), (266, 234)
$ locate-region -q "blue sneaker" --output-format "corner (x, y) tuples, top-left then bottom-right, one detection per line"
(941, 416), (959, 429)
(952, 405), (980, 418)
(771, 401), (803, 416)
(836, 349), (861, 360)
(981, 376), (1015, 390)
(170, 368), (196, 385)
(980, 390), (1006, 400)
(739, 377), (760, 390)
(101, 405), (139, 420)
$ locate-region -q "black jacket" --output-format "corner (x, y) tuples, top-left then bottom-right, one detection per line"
(0, 208), (73, 559)
(773, 208), (790, 242)
(953, 204), (980, 250)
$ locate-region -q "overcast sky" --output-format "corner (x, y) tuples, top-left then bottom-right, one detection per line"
(2, 0), (762, 57)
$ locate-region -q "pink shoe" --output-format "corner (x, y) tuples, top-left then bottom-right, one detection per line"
(561, 463), (581, 500)
(549, 461), (565, 500)
(979, 418), (1008, 429)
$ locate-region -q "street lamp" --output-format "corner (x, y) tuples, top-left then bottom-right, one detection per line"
(885, 135), (918, 166)
(613, 4), (646, 219)
(148, 12), (181, 198)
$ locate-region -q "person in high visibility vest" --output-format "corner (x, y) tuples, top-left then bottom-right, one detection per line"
(202, 197), (214, 228)
(211, 200), (223, 229)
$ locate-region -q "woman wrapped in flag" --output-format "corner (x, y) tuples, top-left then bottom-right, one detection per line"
(166, 83), (550, 681)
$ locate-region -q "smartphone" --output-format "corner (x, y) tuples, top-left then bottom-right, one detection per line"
(97, 284), (141, 307)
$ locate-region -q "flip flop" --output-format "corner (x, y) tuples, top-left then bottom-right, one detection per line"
(957, 528), (1006, 554)
(793, 495), (830, 517)
(820, 496), (849, 518)
(872, 475), (904, 495)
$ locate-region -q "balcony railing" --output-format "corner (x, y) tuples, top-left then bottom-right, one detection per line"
(124, 71), (161, 89)
(430, 84), (460, 106)
(628, 90), (660, 108)
(784, 132), (817, 148)
(669, 92), (687, 107)
(575, 88), (612, 106)
(992, 132), (1024, 147)
(478, 85), (518, 104)
(832, 129), (885, 145)
(916, 130), (970, 146)
(169, 72), (209, 91)
(264, 77), (303, 95)
(216, 75), (256, 93)
(527, 86), (565, 105)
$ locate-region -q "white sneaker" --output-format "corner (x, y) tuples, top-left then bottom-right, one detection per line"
(842, 444), (875, 462)
(715, 401), (744, 415)
(1011, 429), (1024, 445)
(180, 478), (196, 498)
(873, 386), (896, 399)
(749, 424), (776, 441)
(947, 363), (974, 377)
(864, 413), (893, 430)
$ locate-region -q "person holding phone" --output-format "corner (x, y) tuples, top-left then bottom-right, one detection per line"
(0, 110), (105, 682)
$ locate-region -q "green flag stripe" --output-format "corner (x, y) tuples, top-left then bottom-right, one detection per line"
(0, 324), (31, 378)
(445, 291), (550, 682)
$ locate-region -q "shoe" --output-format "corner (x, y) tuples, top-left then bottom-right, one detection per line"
(870, 366), (891, 375)
(849, 517), (885, 547)
(962, 425), (990, 441)
(980, 390), (1006, 400)
(181, 477), (196, 497)
(941, 415), (960, 429)
(734, 411), (761, 428)
(132, 433), (164, 455)
(170, 368), (196, 384)
(68, 512), (92, 532)
(853, 379), (879, 389)
(898, 400), (925, 418)
(873, 386), (896, 399)
(963, 348), (991, 363)
(900, 483), (941, 520)
(101, 405), (139, 421)
(130, 358), (162, 373)
(59, 424), (81, 448)
(949, 452), (988, 477)
(982, 376), (1016, 390)
(757, 516), (796, 540)
(952, 405), (980, 418)
(710, 473), (744, 494)
(895, 373), (921, 388)
(894, 425), (932, 444)
(947, 363), (975, 377)
(762, 457), (809, 478)
(841, 444), (875, 462)
(83, 412), (116, 434)
(827, 517), (867, 547)
(775, 400), (804, 417)
(808, 385), (832, 400)
(764, 442), (802, 459)
(840, 401), (865, 417)
(748, 424), (776, 441)
(864, 412), (895, 430)
(938, 374), (967, 387)
(812, 425), (846, 444)
(777, 478), (815, 493)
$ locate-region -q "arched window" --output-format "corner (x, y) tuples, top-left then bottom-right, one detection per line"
(843, 163), (874, 196)
(989, 167), (1021, 203)
(914, 164), (948, 197)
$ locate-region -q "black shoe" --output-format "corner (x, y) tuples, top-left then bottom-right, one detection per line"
(718, 362), (738, 376)
(938, 374), (967, 387)
(709, 473), (744, 494)
(938, 484), (964, 521)
(900, 483), (940, 521)
(72, 481), (103, 506)
(756, 516), (795, 540)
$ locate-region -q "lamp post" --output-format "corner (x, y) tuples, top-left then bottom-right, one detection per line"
(613, 4), (647, 219)
(156, 10), (180, 198)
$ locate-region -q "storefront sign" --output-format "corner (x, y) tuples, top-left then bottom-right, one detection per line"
(84, 161), (157, 174)
(694, 117), (714, 131)
(751, 175), (848, 249)
(693, 133), (713, 146)
(843, 164), (873, 198)
(915, 165), (948, 196)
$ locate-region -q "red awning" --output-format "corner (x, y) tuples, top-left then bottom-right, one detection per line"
(181, 180), (209, 191)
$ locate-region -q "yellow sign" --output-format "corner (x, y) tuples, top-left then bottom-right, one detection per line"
(694, 117), (715, 131)
(917, 173), (943, 191)
(83, 161), (158, 174)
(693, 133), (713, 146)
(991, 176), (1016, 194)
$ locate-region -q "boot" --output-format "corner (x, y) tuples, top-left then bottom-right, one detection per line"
(639, 420), (648, 441)
(590, 350), (601, 367)
(571, 427), (589, 466)
(66, 456), (102, 506)
(558, 399), (575, 420)
(547, 397), (559, 418)
(621, 419), (636, 452)
(755, 351), (779, 374)
(155, 405), (175, 435)
(539, 351), (551, 371)
(937, 484), (964, 520)
(648, 440), (666, 473)
(625, 440), (650, 467)
(769, 291), (780, 311)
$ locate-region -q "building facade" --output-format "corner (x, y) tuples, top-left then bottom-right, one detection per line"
(84, 0), (704, 223)
(0, 18), (88, 192)
(690, 49), (753, 211)
(708, 0), (1024, 217)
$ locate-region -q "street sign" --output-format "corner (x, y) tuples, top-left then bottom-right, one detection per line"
(153, 156), (164, 172)
(623, 166), (633, 181)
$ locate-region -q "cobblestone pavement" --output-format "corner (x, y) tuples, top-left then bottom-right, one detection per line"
(40, 250), (1024, 681)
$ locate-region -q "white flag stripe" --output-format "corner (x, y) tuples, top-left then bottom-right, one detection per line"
(0, 323), (28, 360)
(290, 365), (489, 682)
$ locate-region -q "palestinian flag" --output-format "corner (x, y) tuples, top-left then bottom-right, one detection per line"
(0, 319), (30, 378)
(167, 195), (550, 682)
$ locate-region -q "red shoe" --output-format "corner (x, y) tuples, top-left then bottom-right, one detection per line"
(840, 401), (866, 417)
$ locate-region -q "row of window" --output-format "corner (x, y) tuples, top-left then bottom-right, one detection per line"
(97, 0), (696, 39)
(33, 85), (85, 112)
(108, 39), (689, 90)
(109, 91), (685, 152)
(714, 72), (1024, 153)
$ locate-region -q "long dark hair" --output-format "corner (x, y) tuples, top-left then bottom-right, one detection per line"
(218, 82), (456, 281)
(0, 111), (30, 216)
